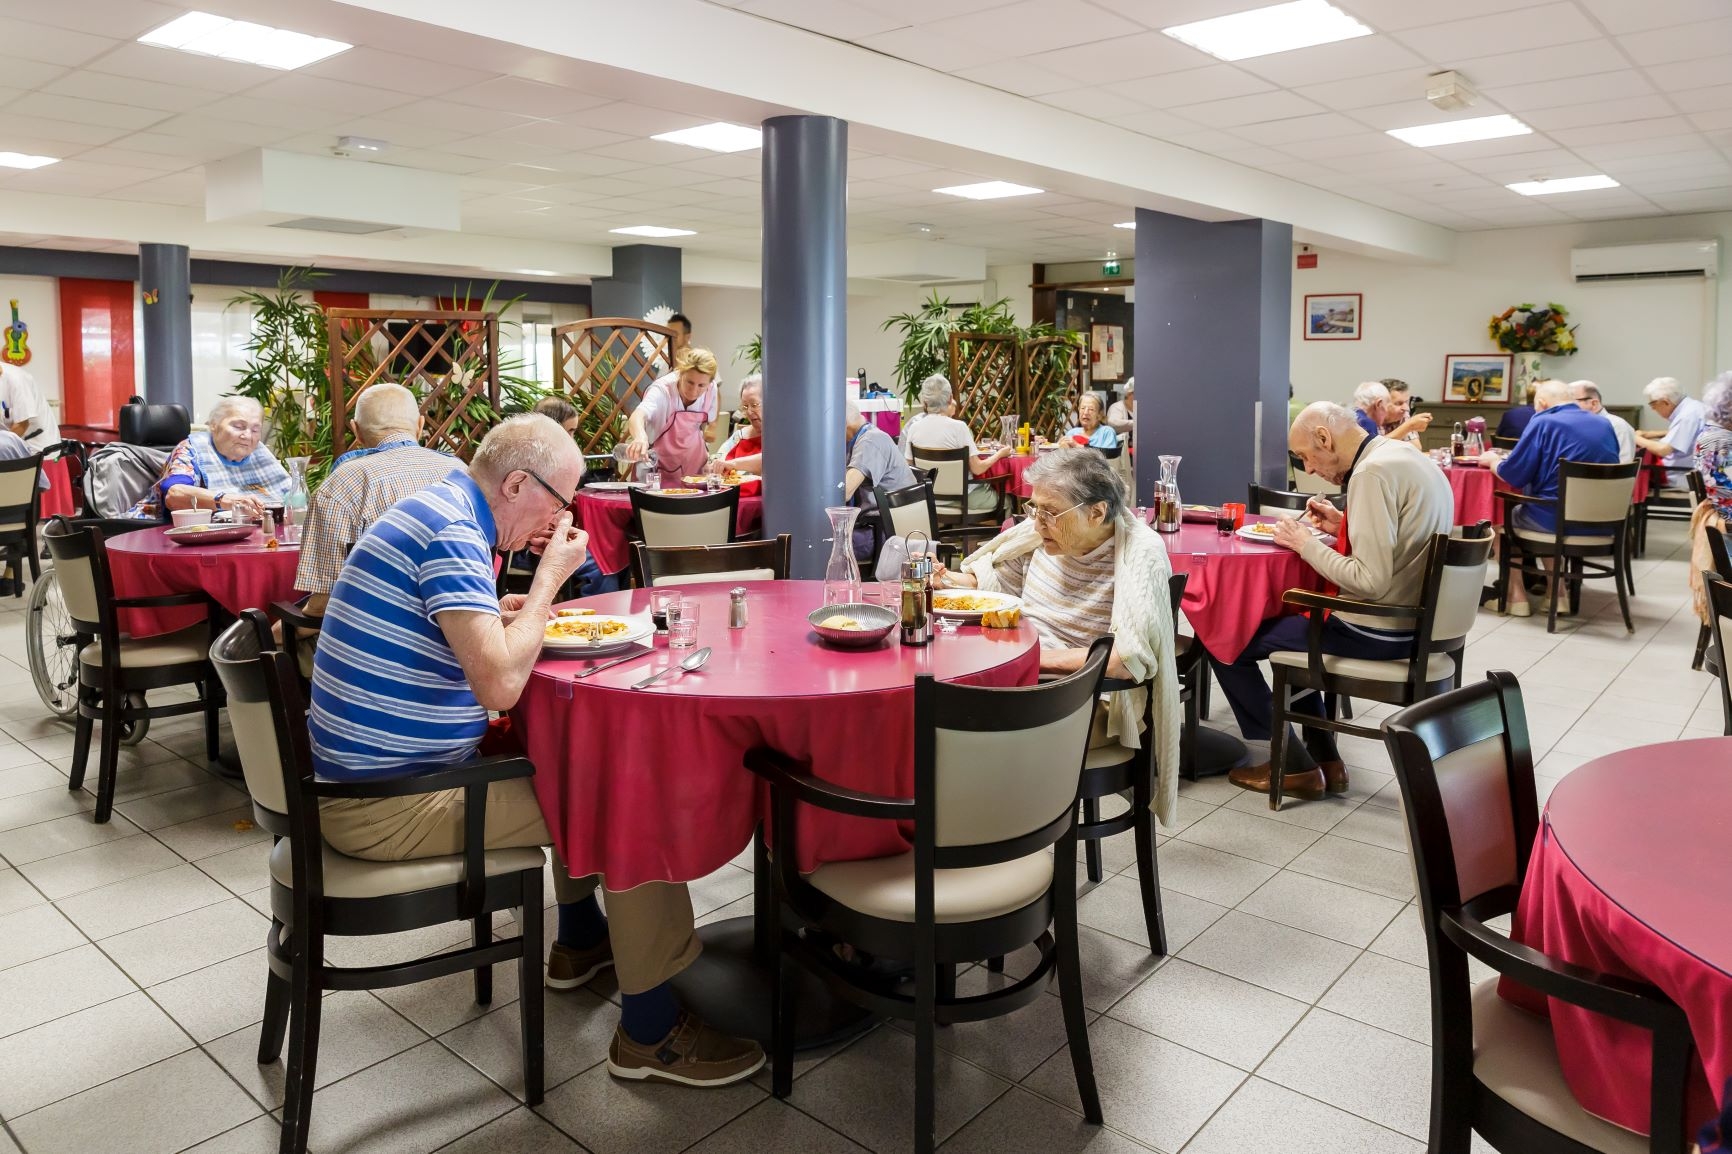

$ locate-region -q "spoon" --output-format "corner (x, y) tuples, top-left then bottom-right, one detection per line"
(631, 646), (711, 690)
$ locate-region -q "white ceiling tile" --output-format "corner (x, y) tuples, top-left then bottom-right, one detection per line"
(1235, 36), (1424, 88)
(1390, 3), (1604, 60)
(1425, 132), (1570, 160)
(5, 92), (169, 131)
(1109, 65), (1273, 109)
(1488, 70), (1655, 112)
(246, 76), (418, 117)
(373, 100), (543, 137)
(558, 102), (713, 137)
(1652, 57), (1732, 93)
(1083, 0), (1269, 30)
(0, 158), (165, 195)
(106, 170), (203, 205)
(1110, 108), (1205, 140)
(487, 119), (633, 152)
(1575, 133), (1716, 160)
(1597, 150), (1731, 176)
(1336, 0), (1536, 31)
(0, 0), (179, 39)
(1231, 113), (1371, 145)
(68, 145), (198, 173)
(1162, 128), (1259, 153)
(1523, 96), (1684, 131)
(1575, 0), (1730, 32)
(373, 148), (500, 175)
(737, 0), (908, 39)
(1021, 30), (1215, 83)
(1670, 85), (1732, 113)
(1176, 90), (1327, 128)
(87, 42), (277, 92)
(38, 72), (223, 114)
(1038, 86), (1150, 118)
(1456, 149), (1601, 179)
(0, 60), (66, 91)
(951, 59), (1076, 97)
(0, 16), (117, 67)
(445, 76), (613, 117)
(855, 0), (1020, 22)
(1619, 16), (1732, 64)
(1552, 116), (1699, 146)
(1649, 189), (1732, 211)
(1620, 171), (1732, 193)
(1344, 100), (1503, 132)
(585, 138), (717, 166)
(146, 115), (300, 148)
(298, 48), (499, 98)
(107, 131), (247, 162)
(199, 96), (346, 133)
(1292, 70), (1428, 112)
(0, 113), (128, 147)
(1443, 39), (1634, 88)
(853, 26), (1007, 71)
(1688, 108), (1732, 132)
(1282, 131), (1411, 159)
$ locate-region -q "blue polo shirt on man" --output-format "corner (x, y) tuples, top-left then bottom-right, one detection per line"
(308, 470), (501, 780)
(1495, 402), (1619, 532)
(1354, 408), (1380, 437)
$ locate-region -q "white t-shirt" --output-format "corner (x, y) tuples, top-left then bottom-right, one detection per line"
(0, 364), (58, 446)
(902, 412), (977, 460)
(635, 372), (718, 443)
(1601, 411), (1637, 464)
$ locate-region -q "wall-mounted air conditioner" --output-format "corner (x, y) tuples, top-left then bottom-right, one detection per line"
(1570, 240), (1719, 283)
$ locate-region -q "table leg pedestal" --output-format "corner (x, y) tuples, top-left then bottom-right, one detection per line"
(1189, 728), (1250, 778)
(670, 917), (876, 1050)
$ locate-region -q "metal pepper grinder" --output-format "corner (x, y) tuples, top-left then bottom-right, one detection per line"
(900, 531), (933, 647)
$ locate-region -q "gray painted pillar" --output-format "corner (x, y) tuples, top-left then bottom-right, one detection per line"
(139, 243), (193, 410)
(1134, 210), (1292, 506)
(590, 244), (682, 320)
(761, 115), (847, 580)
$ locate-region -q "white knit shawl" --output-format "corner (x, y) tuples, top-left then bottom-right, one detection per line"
(961, 514), (1183, 828)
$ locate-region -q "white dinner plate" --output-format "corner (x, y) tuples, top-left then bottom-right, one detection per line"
(930, 591), (1022, 621)
(1235, 522), (1323, 544)
(542, 614), (654, 656)
(583, 481), (641, 493)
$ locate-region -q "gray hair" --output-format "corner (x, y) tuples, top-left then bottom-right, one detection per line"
(1025, 446), (1125, 522)
(844, 398), (863, 428)
(1293, 401), (1360, 439)
(1077, 391), (1105, 415)
(470, 413), (580, 486)
(353, 382), (420, 439)
(1380, 378), (1410, 395)
(1704, 372), (1732, 428)
(1535, 378), (1573, 409)
(207, 395), (262, 429)
(738, 374), (763, 400)
(918, 374), (953, 413)
(1570, 379), (1602, 403)
(1351, 381), (1389, 412)
(1644, 376), (1684, 404)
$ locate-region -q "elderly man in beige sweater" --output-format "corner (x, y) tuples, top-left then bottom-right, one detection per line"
(1206, 402), (1454, 800)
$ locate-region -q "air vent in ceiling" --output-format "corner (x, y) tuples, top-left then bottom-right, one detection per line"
(269, 217), (398, 235)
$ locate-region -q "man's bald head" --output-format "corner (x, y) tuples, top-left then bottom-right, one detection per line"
(1534, 378), (1573, 412)
(1289, 401), (1367, 486)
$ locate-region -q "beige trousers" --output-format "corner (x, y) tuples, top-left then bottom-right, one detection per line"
(319, 779), (701, 993)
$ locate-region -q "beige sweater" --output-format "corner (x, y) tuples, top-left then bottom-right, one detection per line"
(1297, 436), (1454, 630)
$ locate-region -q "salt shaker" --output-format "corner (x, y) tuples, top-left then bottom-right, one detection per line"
(259, 508), (276, 539)
(728, 586), (748, 629)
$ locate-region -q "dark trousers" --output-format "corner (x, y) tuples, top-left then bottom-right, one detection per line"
(1208, 614), (1413, 770)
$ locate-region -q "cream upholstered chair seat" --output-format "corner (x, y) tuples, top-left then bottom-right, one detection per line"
(1270, 648), (1456, 683)
(1511, 526), (1616, 547)
(79, 623), (211, 668)
(1469, 980), (1646, 1154)
(651, 567), (774, 587)
(269, 838), (547, 900)
(806, 850), (1053, 924)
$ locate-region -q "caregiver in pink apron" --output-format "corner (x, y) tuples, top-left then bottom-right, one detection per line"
(623, 346), (720, 483)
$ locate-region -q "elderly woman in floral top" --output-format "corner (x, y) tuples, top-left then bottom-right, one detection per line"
(1688, 372), (1732, 626)
(127, 396), (290, 520)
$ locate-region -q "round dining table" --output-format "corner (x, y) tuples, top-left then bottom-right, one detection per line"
(1503, 739), (1731, 1134)
(981, 451), (1042, 499)
(572, 487), (764, 577)
(513, 578), (1039, 1044)
(1442, 455), (1654, 528)
(105, 525), (301, 636)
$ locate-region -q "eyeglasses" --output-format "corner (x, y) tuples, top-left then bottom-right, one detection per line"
(524, 469), (574, 507)
(1022, 500), (1086, 526)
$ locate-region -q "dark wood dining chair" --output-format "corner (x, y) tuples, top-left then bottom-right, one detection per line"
(1265, 527), (1494, 809)
(1490, 434), (1521, 451)
(633, 534), (791, 587)
(870, 480), (998, 571)
(1247, 483), (1345, 516)
(908, 444), (1001, 528)
(749, 638), (1113, 1154)
(1705, 576), (1732, 738)
(629, 486), (740, 549)
(1496, 460), (1639, 634)
(0, 451), (44, 595)
(211, 612), (548, 1154)
(1691, 526), (1731, 675)
(43, 516), (223, 823)
(1382, 671), (1694, 1154)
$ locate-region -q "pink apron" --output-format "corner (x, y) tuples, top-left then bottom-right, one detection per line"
(642, 378), (712, 483)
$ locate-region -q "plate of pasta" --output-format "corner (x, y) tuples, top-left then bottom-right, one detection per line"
(542, 613), (652, 655)
(930, 590), (1022, 622)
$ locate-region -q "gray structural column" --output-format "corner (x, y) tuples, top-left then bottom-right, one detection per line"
(1133, 210), (1292, 506)
(139, 243), (193, 410)
(761, 115), (847, 580)
(590, 244), (682, 320)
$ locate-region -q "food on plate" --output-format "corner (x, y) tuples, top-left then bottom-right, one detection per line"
(980, 607), (1022, 629)
(932, 592), (1007, 612)
(545, 616), (630, 643)
(656, 487), (702, 496)
(682, 471), (753, 486)
(555, 607), (595, 617)
(1242, 521), (1279, 537)
(172, 523), (223, 533)
(817, 614), (865, 631)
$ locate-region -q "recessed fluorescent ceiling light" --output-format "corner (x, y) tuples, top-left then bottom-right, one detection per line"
(651, 123), (762, 153)
(610, 225), (697, 238)
(1507, 175), (1620, 196)
(1387, 114), (1532, 148)
(0, 152), (59, 170)
(933, 181), (1043, 200)
(1162, 0), (1371, 62)
(139, 11), (350, 70)
(1114, 221), (1136, 230)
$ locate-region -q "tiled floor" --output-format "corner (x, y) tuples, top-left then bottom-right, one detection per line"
(0, 522), (1716, 1153)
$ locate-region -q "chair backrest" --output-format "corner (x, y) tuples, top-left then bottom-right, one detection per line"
(1706, 577), (1732, 733)
(82, 443), (170, 519)
(1095, 442), (1122, 461)
(1428, 529), (1495, 643)
(209, 615), (292, 824)
(1687, 469), (1707, 504)
(0, 452), (42, 532)
(1248, 483), (1344, 516)
(629, 486), (739, 548)
(1490, 434), (1520, 451)
(917, 636), (1111, 859)
(1557, 459), (1638, 527)
(118, 400), (190, 448)
(40, 516), (112, 636)
(874, 481), (939, 543)
(1290, 468), (1341, 497)
(909, 445), (969, 503)
(634, 535), (791, 587)
(1708, 525), (1732, 581)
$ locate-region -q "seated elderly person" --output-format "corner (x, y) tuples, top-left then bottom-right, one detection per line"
(844, 398), (917, 559)
(1689, 373), (1732, 628)
(1209, 403), (1453, 800)
(1380, 379), (1431, 445)
(310, 414), (763, 1088)
(126, 395), (289, 520)
(1106, 379), (1134, 442)
(902, 374), (1011, 512)
(533, 394), (580, 437)
(709, 373), (763, 479)
(1352, 381), (1428, 446)
(1478, 378), (1618, 617)
(295, 382), (459, 618)
(1066, 392), (1120, 449)
(1497, 382), (1539, 440)
(1570, 380), (1636, 464)
(931, 450), (1183, 821)
(1636, 375), (1707, 486)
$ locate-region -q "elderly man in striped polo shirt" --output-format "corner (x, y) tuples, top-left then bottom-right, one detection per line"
(308, 413), (764, 1089)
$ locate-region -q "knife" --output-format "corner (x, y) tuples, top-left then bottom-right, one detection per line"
(573, 644), (654, 679)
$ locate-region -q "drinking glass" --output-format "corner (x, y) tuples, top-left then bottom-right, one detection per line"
(935, 613), (961, 636)
(1215, 509), (1236, 536)
(668, 601), (700, 649)
(649, 590), (681, 635)
(1223, 501), (1246, 530)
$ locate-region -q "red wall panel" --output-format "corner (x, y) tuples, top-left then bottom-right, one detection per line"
(57, 278), (136, 431)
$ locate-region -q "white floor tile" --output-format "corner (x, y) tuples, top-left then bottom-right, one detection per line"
(1319, 952), (1434, 1043)
(1258, 1008), (1433, 1141)
(0, 991), (192, 1116)
(1107, 957), (1307, 1071)
(0, 811), (143, 866)
(441, 985), (614, 1100)
(0, 784), (97, 833)
(538, 1056), (768, 1154)
(684, 1098), (870, 1153)
(56, 861), (232, 940)
(179, 1116), (285, 1154)
(940, 1086), (1151, 1153)
(1286, 835), (1415, 901)
(15, 833), (181, 900)
(1236, 871), (1405, 948)
(1153, 839), (1278, 907)
(209, 990), (428, 1110)
(148, 949), (275, 1044)
(1366, 903), (1427, 967)
(296, 1040), (516, 1154)
(1178, 910), (1359, 1002)
(99, 896), (267, 986)
(1183, 1076), (1423, 1154)
(432, 1107), (587, 1154)
(8, 1048), (260, 1154)
(1176, 808), (1320, 868)
(0, 866), (42, 916)
(0, 902), (85, 971)
(0, 943), (134, 1040)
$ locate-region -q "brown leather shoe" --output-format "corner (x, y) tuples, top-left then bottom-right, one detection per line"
(1318, 760), (1349, 794)
(1228, 762), (1327, 800)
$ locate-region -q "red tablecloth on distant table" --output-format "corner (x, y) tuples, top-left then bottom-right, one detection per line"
(1152, 516), (1324, 662)
(981, 452), (1040, 499)
(106, 526), (302, 636)
(514, 580), (1040, 890)
(572, 489), (764, 577)
(1503, 740), (1730, 1133)
(1444, 458), (1652, 527)
(40, 457), (74, 519)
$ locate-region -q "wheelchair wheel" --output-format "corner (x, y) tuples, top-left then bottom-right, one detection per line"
(120, 695), (148, 746)
(25, 572), (79, 719)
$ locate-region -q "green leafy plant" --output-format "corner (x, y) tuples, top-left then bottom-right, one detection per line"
(226, 268), (330, 468)
(736, 333), (763, 374)
(879, 291), (1079, 408)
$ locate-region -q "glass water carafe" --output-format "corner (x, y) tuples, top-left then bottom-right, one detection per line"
(1000, 414), (1018, 449)
(823, 506), (862, 606)
(1156, 454), (1182, 533)
(282, 456), (310, 544)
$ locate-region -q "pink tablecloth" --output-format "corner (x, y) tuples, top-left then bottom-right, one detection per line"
(1442, 464), (1505, 527)
(981, 452), (1041, 499)
(1155, 516), (1324, 662)
(573, 489), (764, 576)
(106, 526), (302, 637)
(1503, 740), (1730, 1133)
(40, 457), (74, 519)
(514, 580), (1040, 890)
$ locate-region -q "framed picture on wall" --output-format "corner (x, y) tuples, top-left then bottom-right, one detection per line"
(1303, 293), (1361, 340)
(1441, 353), (1513, 404)
(1090, 324), (1124, 382)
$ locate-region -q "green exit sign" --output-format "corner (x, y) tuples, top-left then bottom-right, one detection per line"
(1103, 259), (1121, 276)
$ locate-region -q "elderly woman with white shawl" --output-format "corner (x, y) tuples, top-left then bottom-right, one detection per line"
(933, 449), (1183, 829)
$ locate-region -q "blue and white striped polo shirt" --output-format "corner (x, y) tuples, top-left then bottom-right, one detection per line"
(309, 470), (500, 780)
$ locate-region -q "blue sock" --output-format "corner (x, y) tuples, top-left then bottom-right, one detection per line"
(620, 983), (681, 1045)
(556, 895), (608, 950)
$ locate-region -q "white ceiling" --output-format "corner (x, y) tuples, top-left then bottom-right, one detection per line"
(0, 0), (1726, 276)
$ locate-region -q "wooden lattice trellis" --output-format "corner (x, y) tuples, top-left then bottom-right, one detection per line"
(548, 318), (679, 456)
(326, 309), (500, 463)
(948, 331), (1085, 442)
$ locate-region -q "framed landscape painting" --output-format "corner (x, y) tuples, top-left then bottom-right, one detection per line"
(1303, 293), (1361, 340)
(1442, 353), (1513, 404)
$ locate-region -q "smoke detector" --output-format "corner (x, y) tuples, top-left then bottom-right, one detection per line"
(331, 135), (390, 158)
(1426, 71), (1478, 112)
